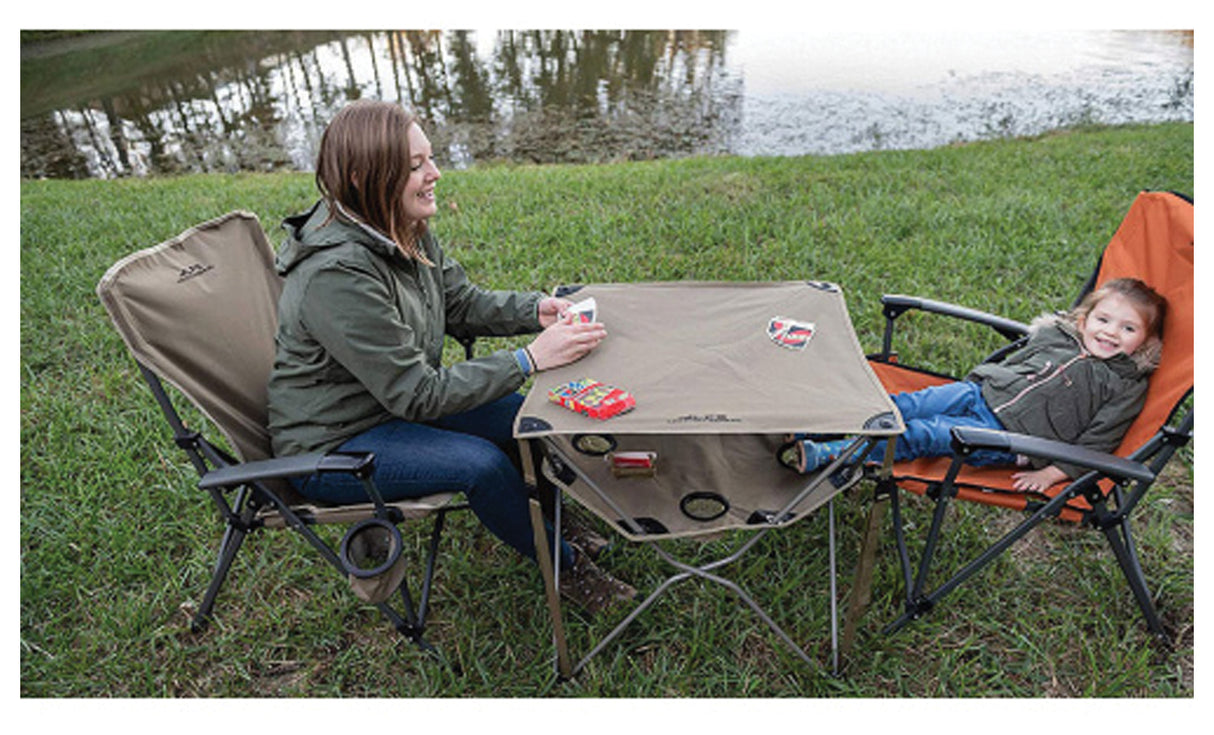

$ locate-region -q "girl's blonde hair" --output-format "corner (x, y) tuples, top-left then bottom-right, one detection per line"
(1070, 277), (1167, 358)
(315, 100), (433, 264)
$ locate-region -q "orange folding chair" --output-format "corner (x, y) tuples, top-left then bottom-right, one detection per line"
(852, 191), (1193, 640)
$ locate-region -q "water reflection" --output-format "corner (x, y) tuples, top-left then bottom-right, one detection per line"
(729, 30), (1193, 157)
(19, 29), (1192, 179)
(20, 30), (737, 178)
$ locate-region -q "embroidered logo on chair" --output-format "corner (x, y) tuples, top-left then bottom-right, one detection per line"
(176, 262), (215, 283)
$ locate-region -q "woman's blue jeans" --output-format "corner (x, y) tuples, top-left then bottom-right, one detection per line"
(292, 393), (572, 566)
(865, 380), (1017, 466)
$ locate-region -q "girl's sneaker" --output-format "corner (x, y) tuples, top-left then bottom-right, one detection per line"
(793, 438), (852, 473)
(797, 439), (829, 473)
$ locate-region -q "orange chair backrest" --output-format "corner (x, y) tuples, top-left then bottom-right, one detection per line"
(875, 191), (1193, 522)
(1092, 191), (1194, 457)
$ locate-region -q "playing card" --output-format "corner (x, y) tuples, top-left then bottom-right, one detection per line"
(568, 297), (598, 323)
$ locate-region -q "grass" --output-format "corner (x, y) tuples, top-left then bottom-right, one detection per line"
(19, 123), (1193, 703)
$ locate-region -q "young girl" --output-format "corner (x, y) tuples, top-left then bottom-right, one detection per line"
(791, 277), (1166, 493)
(267, 100), (634, 614)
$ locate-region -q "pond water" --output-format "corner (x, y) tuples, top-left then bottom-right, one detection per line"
(19, 29), (1193, 179)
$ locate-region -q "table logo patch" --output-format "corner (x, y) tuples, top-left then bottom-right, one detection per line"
(767, 317), (815, 350)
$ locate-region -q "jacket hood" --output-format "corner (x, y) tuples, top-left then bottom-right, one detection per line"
(276, 199), (401, 275)
(1029, 312), (1160, 375)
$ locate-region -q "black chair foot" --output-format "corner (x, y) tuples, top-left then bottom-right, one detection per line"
(882, 597), (933, 635)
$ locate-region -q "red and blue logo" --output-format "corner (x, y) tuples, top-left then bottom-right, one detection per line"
(767, 317), (815, 350)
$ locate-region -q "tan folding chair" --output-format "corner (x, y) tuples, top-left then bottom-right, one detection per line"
(97, 210), (465, 648)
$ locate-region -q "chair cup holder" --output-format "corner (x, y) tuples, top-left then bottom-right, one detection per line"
(339, 518), (407, 604)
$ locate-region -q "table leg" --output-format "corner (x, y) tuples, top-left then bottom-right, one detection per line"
(529, 497), (572, 679)
(841, 493), (885, 660)
(829, 497), (839, 675)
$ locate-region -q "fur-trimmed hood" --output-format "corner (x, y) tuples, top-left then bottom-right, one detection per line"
(1028, 312), (1161, 375)
(968, 313), (1154, 475)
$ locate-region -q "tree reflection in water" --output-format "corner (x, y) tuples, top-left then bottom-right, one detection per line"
(20, 30), (739, 179)
(20, 29), (1193, 180)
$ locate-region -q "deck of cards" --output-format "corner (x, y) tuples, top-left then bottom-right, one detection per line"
(607, 451), (658, 478)
(548, 378), (635, 420)
(568, 297), (597, 323)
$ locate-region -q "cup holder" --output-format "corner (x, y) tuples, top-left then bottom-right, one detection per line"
(339, 518), (407, 603)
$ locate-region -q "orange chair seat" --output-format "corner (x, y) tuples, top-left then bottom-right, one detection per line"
(869, 360), (1091, 523)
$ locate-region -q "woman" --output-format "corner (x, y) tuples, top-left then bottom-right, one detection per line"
(267, 100), (633, 614)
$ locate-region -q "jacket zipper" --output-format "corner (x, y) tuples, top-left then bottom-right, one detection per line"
(991, 353), (1086, 415)
(335, 202), (439, 336)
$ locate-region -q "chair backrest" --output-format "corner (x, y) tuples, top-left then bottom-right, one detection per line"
(97, 211), (282, 463)
(1087, 191), (1193, 457)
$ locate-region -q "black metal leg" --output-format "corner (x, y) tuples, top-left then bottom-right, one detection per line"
(881, 483), (923, 635)
(192, 485), (263, 632)
(885, 482), (1088, 635)
(1101, 516), (1167, 638)
(192, 518), (248, 632)
(909, 487), (952, 602)
(416, 508), (449, 627)
(886, 482), (914, 604)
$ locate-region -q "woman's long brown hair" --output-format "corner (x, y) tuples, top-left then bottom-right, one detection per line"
(315, 100), (433, 264)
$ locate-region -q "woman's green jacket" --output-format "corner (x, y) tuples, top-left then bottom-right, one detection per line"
(267, 200), (543, 457)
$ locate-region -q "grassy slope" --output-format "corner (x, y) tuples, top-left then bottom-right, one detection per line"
(20, 123), (1193, 699)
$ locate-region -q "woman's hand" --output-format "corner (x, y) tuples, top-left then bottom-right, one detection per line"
(537, 297), (574, 328)
(1010, 464), (1069, 493)
(527, 313), (606, 371)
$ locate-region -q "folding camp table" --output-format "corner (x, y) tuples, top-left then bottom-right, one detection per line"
(514, 281), (903, 677)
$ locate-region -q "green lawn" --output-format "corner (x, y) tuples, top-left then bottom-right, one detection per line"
(20, 122), (1193, 702)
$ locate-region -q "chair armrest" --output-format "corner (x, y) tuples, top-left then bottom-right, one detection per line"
(881, 294), (1030, 341)
(949, 426), (1154, 484)
(198, 452), (375, 490)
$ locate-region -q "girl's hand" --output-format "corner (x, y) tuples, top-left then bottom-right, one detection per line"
(537, 297), (574, 328)
(1010, 465), (1069, 493)
(526, 313), (606, 371)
